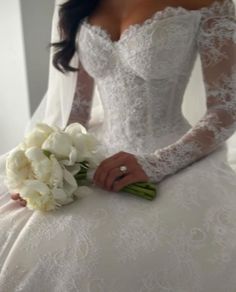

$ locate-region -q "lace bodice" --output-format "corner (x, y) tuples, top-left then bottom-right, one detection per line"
(68, 0), (236, 183)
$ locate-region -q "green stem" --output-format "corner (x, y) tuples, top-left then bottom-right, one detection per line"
(75, 174), (87, 180)
(131, 181), (156, 190)
(74, 163), (157, 201)
(121, 182), (157, 200)
(121, 185), (156, 200)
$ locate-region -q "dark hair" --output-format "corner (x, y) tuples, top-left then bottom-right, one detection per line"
(51, 0), (100, 73)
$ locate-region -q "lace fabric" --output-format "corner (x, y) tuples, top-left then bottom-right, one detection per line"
(134, 0), (236, 182)
(1, 1), (236, 292)
(67, 63), (95, 129)
(71, 0), (236, 183)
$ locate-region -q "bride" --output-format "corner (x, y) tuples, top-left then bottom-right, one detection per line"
(1, 0), (236, 291)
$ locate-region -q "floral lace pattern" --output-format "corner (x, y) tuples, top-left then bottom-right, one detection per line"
(67, 62), (94, 129)
(134, 1), (236, 182)
(76, 0), (236, 183)
(1, 1), (236, 292)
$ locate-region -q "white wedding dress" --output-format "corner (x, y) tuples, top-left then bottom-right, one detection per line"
(1, 0), (236, 291)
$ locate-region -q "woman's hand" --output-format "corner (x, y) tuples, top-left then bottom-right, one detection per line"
(11, 193), (27, 207)
(93, 151), (149, 192)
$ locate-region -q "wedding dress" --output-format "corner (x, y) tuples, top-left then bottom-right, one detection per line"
(1, 0), (236, 291)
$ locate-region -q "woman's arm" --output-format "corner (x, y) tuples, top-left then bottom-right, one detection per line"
(67, 62), (95, 130)
(134, 0), (236, 183)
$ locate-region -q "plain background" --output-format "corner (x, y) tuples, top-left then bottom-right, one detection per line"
(0, 0), (54, 154)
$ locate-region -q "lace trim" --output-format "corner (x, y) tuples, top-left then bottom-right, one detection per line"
(200, 0), (235, 16)
(81, 7), (196, 44)
(80, 0), (234, 45)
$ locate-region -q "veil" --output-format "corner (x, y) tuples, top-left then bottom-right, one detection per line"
(1, 0), (236, 194)
(25, 0), (78, 132)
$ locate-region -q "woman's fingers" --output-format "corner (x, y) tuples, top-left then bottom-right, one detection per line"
(11, 193), (20, 200)
(19, 199), (27, 207)
(93, 151), (149, 192)
(11, 193), (27, 207)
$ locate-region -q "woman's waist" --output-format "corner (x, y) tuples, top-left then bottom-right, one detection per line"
(88, 120), (192, 155)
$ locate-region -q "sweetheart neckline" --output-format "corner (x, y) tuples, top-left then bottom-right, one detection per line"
(79, 0), (232, 45)
(81, 7), (198, 45)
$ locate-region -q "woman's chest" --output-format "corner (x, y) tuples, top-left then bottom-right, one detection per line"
(77, 11), (202, 80)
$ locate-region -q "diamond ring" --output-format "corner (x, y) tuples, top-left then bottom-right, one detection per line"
(119, 165), (128, 174)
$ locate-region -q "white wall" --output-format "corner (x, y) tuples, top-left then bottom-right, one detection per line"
(0, 1), (54, 155)
(182, 55), (206, 126)
(20, 0), (54, 115)
(0, 1), (30, 154)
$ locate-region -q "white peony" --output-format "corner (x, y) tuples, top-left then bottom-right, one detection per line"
(49, 167), (80, 207)
(20, 123), (56, 150)
(71, 133), (100, 162)
(51, 188), (74, 205)
(24, 147), (64, 188)
(65, 123), (97, 154)
(64, 122), (103, 166)
(5, 122), (105, 211)
(65, 122), (87, 136)
(60, 146), (78, 166)
(49, 155), (64, 188)
(42, 131), (76, 160)
(62, 167), (78, 195)
(25, 147), (53, 183)
(20, 180), (56, 211)
(5, 149), (33, 192)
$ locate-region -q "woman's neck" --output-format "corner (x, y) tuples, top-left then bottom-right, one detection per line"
(98, 0), (152, 19)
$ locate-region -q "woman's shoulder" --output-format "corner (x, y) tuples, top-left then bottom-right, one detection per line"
(179, 0), (226, 10)
(182, 0), (235, 17)
(180, 0), (232, 11)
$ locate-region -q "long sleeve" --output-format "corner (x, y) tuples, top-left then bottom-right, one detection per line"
(67, 62), (95, 130)
(135, 0), (236, 183)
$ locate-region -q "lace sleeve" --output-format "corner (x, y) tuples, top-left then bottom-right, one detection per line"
(135, 0), (236, 183)
(67, 62), (95, 129)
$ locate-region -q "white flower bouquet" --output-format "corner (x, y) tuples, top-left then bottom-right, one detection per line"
(5, 122), (157, 212)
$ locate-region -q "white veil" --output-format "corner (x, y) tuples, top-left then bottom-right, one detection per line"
(1, 0), (236, 194)
(25, 0), (78, 133)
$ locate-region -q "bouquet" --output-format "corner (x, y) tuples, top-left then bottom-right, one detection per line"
(5, 123), (157, 212)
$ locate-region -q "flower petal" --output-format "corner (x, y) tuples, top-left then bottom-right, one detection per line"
(42, 132), (73, 159)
